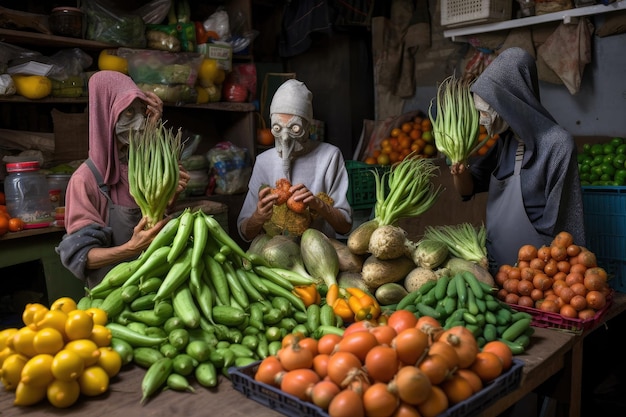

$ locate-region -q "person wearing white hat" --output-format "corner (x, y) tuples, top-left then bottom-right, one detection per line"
(237, 79), (352, 241)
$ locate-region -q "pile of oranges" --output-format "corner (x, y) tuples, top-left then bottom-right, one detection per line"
(0, 191), (26, 236)
(364, 115), (436, 166)
(472, 125), (499, 157)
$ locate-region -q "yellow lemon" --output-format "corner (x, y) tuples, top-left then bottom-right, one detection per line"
(0, 328), (18, 350)
(89, 324), (112, 348)
(12, 74), (52, 99)
(0, 346), (15, 367)
(51, 349), (84, 382)
(195, 85), (209, 104)
(11, 326), (37, 358)
(50, 297), (78, 314)
(20, 353), (54, 387)
(47, 379), (81, 408)
(98, 49), (128, 74)
(21, 303), (48, 327)
(65, 310), (94, 341)
(35, 309), (68, 336)
(97, 347), (122, 378)
(14, 381), (47, 406)
(65, 339), (100, 367)
(0, 353), (29, 391)
(85, 307), (108, 326)
(199, 58), (219, 83)
(78, 365), (109, 396)
(33, 327), (65, 355)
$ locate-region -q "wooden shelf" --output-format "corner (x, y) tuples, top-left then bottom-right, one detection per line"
(0, 28), (113, 50)
(444, 0), (626, 39)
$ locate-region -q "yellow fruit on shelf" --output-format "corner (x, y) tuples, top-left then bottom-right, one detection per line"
(198, 58), (219, 84)
(47, 379), (81, 408)
(20, 353), (54, 387)
(195, 86), (209, 104)
(14, 380), (47, 406)
(12, 75), (52, 100)
(98, 49), (128, 74)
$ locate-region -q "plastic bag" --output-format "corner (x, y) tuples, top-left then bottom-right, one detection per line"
(205, 141), (251, 195)
(83, 0), (146, 48)
(203, 9), (231, 40)
(47, 48), (93, 80)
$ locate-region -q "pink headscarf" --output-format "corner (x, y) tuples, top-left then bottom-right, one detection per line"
(88, 70), (150, 190)
(64, 71), (149, 233)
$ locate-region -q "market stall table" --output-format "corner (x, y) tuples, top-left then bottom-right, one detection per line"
(2, 293), (624, 417)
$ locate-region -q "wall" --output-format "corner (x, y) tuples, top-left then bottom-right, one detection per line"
(403, 10), (626, 138)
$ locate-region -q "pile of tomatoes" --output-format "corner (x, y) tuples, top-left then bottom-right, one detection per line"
(494, 231), (611, 320)
(0, 192), (26, 236)
(254, 310), (514, 417)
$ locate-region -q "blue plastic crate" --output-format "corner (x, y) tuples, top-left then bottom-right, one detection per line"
(230, 359), (523, 417)
(582, 186), (626, 292)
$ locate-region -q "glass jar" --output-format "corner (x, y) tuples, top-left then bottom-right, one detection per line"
(4, 161), (54, 228)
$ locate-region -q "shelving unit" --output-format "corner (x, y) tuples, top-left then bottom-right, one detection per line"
(443, 0), (626, 40)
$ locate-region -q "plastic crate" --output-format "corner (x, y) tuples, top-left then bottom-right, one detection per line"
(441, 0), (513, 28)
(508, 291), (613, 335)
(345, 160), (390, 210)
(582, 186), (626, 292)
(229, 359), (524, 417)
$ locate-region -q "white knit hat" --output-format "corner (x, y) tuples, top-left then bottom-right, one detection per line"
(269, 79), (313, 124)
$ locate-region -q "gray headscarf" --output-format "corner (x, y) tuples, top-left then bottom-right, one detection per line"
(470, 47), (586, 246)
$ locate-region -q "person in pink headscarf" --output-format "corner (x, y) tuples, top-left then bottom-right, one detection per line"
(57, 71), (190, 289)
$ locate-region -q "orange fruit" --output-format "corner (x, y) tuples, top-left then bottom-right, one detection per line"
(0, 215), (8, 236)
(377, 153), (390, 165)
(364, 156), (377, 165)
(390, 128), (402, 138)
(401, 122), (413, 133)
(8, 217), (24, 232)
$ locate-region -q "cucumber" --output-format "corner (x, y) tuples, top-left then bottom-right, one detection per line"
(133, 347), (165, 368)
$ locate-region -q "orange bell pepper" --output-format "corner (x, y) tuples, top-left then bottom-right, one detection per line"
(332, 298), (354, 323)
(326, 284), (339, 308)
(292, 284), (319, 308)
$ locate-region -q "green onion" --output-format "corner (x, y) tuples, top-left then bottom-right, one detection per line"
(128, 119), (183, 229)
(428, 75), (480, 165)
(423, 223), (488, 268)
(372, 154), (443, 226)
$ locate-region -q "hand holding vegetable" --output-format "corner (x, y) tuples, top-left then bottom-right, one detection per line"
(143, 91), (163, 123)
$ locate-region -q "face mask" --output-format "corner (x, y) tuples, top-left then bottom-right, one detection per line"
(115, 100), (147, 145)
(271, 113), (310, 179)
(473, 94), (509, 138)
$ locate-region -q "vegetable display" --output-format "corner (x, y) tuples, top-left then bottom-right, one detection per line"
(252, 309), (517, 417)
(128, 119), (183, 228)
(428, 74), (482, 166)
(423, 223), (489, 270)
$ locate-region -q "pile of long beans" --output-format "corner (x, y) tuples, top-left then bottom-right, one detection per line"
(373, 154), (442, 226)
(128, 119), (184, 228)
(428, 75), (481, 165)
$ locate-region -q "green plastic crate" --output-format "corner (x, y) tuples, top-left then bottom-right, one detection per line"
(345, 160), (390, 210)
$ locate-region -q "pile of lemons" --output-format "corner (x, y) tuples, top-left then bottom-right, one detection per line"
(0, 297), (121, 408)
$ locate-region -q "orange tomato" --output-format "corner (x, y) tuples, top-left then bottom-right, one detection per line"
(364, 157), (377, 165)
(0, 215), (9, 236)
(420, 118), (432, 131)
(377, 153), (391, 166)
(470, 351), (503, 383)
(481, 340), (513, 371)
(401, 122), (413, 133)
(256, 128), (274, 146)
(390, 128), (402, 138)
(8, 217), (24, 232)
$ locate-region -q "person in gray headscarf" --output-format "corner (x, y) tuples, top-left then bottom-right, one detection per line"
(450, 47), (585, 274)
(237, 79), (352, 242)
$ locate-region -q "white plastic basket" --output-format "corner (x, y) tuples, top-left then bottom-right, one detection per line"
(441, 0), (513, 27)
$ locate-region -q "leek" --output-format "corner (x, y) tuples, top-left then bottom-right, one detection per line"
(428, 75), (480, 165)
(128, 119), (183, 228)
(372, 155), (442, 226)
(423, 223), (488, 268)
